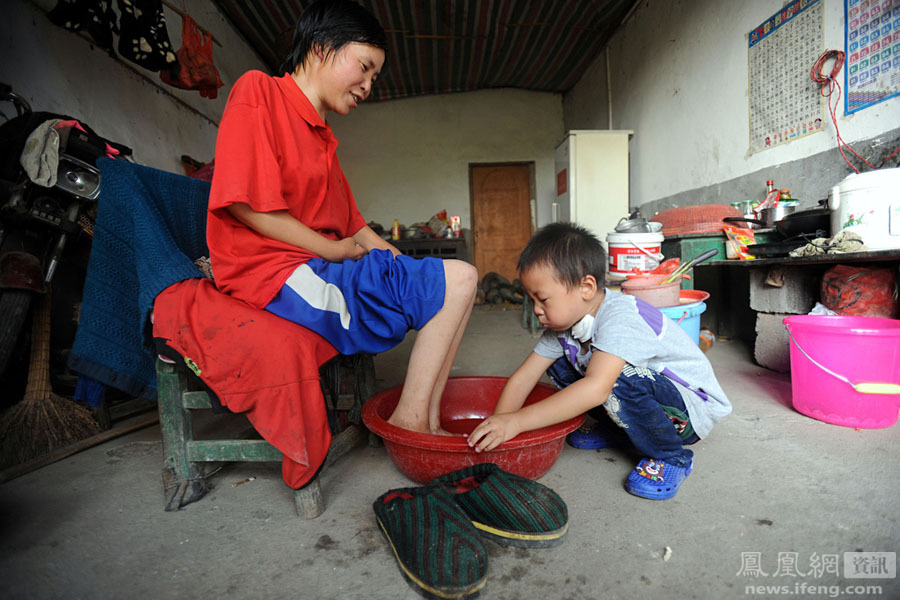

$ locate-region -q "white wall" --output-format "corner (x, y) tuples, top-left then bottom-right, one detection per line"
(562, 50), (610, 131)
(331, 88), (564, 230)
(565, 0), (900, 208)
(2, 0), (266, 174)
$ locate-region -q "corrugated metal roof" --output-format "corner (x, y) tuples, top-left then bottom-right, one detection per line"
(213, 0), (637, 101)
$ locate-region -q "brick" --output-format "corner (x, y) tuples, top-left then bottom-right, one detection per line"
(754, 312), (791, 372)
(749, 267), (820, 314)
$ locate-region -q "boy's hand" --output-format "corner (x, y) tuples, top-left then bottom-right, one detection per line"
(467, 414), (521, 453)
(325, 237), (367, 262)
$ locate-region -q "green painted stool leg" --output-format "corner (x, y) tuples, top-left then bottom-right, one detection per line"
(157, 359), (209, 510)
(157, 353), (377, 517)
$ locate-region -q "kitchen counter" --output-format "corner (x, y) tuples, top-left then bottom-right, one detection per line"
(705, 248), (900, 267)
(393, 237), (469, 262)
(661, 232), (899, 356)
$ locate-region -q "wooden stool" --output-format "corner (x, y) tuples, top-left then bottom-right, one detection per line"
(156, 353), (376, 519)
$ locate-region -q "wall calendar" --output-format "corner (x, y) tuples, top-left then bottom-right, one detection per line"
(845, 0), (900, 113)
(748, 0), (825, 154)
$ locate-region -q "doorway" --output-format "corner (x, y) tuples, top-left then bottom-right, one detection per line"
(469, 163), (534, 282)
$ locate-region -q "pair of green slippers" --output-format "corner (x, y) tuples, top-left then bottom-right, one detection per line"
(372, 462), (568, 599)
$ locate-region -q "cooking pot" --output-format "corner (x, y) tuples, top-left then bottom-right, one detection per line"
(758, 201), (797, 226)
(615, 212), (663, 233)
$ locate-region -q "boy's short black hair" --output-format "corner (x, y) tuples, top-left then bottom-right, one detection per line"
(517, 222), (607, 289)
(281, 0), (388, 75)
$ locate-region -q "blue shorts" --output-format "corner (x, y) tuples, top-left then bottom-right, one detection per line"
(264, 249), (446, 355)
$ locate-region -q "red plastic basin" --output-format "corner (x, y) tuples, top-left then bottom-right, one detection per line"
(677, 289), (710, 305)
(362, 376), (584, 483)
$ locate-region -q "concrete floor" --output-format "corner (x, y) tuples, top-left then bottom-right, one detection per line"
(1, 305), (898, 600)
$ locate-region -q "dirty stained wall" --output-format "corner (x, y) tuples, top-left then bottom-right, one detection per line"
(564, 0), (900, 216)
(3, 0), (566, 232)
(2, 0), (265, 174)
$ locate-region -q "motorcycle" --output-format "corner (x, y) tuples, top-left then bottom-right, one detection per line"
(0, 83), (129, 403)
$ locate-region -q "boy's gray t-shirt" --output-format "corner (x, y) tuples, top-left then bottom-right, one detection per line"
(533, 289), (731, 439)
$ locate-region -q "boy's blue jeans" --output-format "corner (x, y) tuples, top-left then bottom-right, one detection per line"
(547, 357), (698, 468)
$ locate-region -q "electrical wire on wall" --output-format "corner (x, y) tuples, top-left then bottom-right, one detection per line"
(811, 50), (900, 173)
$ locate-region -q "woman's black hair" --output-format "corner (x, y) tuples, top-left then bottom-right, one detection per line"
(280, 0), (388, 75)
(517, 222), (607, 289)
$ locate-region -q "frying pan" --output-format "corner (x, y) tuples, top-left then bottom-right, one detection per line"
(723, 207), (830, 238)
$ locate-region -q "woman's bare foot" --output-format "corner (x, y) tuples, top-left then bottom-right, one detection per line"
(386, 414), (465, 437)
(429, 427), (461, 437)
(387, 413), (430, 433)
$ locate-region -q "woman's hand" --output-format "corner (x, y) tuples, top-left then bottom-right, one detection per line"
(467, 414), (521, 453)
(323, 237), (367, 262)
(226, 204), (368, 262)
(353, 225), (401, 257)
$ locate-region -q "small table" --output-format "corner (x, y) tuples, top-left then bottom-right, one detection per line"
(393, 238), (469, 262)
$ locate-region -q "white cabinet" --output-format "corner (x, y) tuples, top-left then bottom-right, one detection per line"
(554, 130), (633, 248)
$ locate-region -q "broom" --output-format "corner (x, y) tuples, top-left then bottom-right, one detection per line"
(0, 291), (100, 469)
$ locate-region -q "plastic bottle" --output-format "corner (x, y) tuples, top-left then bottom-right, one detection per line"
(699, 328), (715, 352)
(760, 179), (778, 212)
(391, 218), (400, 241)
(741, 200), (756, 220)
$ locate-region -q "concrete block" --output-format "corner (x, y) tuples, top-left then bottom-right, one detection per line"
(754, 312), (791, 372)
(749, 267), (820, 314)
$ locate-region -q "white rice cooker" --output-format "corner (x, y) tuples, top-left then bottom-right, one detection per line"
(827, 167), (900, 250)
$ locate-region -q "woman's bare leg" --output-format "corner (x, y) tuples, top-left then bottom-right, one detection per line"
(426, 293), (474, 432)
(387, 259), (477, 433)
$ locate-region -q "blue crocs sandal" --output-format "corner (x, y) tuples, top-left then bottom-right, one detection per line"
(625, 458), (692, 500)
(566, 420), (629, 450)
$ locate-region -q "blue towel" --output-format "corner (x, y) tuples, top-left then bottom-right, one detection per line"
(68, 158), (210, 400)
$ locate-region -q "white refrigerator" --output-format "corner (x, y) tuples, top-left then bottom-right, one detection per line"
(554, 130), (633, 249)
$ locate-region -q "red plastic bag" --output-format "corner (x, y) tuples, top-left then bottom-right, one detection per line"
(723, 224), (756, 260)
(160, 14), (223, 99)
(821, 265), (900, 318)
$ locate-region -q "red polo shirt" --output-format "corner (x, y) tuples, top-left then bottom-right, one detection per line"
(207, 71), (367, 308)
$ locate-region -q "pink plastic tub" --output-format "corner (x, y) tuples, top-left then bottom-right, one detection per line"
(783, 315), (900, 428)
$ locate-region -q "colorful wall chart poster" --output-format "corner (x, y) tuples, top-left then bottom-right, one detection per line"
(748, 0), (825, 154)
(845, 0), (900, 113)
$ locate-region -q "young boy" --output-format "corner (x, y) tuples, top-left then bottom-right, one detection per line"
(467, 223), (731, 500)
(207, 0), (477, 435)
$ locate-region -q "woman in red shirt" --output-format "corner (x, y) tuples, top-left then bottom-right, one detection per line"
(208, 0), (477, 435)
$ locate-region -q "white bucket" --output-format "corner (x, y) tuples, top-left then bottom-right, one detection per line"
(607, 231), (664, 278)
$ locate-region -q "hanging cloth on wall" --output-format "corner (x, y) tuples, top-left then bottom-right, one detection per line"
(47, 0), (177, 72)
(116, 0), (178, 72)
(47, 0), (119, 58)
(159, 13), (224, 99)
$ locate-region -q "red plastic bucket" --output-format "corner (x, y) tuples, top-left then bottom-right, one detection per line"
(783, 315), (900, 428)
(362, 377), (583, 483)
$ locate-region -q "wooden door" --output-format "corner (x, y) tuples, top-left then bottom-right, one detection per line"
(470, 164), (533, 281)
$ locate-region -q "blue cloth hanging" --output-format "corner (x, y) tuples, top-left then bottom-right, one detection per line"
(68, 158), (209, 400)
